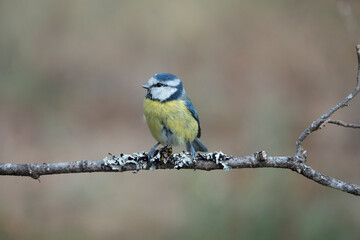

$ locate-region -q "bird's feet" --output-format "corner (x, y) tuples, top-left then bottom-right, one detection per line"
(148, 143), (173, 162)
(159, 145), (173, 162)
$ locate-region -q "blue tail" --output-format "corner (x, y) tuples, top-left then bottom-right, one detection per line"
(191, 138), (208, 152)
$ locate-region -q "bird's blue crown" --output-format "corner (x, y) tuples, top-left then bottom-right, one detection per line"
(153, 73), (179, 82)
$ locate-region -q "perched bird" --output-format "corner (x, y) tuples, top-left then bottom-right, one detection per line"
(142, 73), (208, 159)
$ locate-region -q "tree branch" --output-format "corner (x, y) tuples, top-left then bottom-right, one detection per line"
(1, 151), (360, 196)
(1, 45), (360, 197)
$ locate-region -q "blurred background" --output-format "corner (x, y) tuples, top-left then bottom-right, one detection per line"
(1, 0), (360, 239)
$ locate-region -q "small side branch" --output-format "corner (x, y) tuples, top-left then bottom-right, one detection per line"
(326, 119), (360, 129)
(296, 45), (360, 156)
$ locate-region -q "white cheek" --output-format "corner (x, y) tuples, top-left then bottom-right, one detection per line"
(151, 87), (177, 101)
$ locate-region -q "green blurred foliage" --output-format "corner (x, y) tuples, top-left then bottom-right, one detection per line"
(0, 0), (360, 239)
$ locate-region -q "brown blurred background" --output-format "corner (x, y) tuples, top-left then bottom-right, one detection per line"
(1, 0), (360, 239)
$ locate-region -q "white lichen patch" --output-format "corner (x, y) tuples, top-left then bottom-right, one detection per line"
(173, 152), (193, 169)
(214, 151), (223, 164)
(217, 152), (232, 172)
(221, 162), (232, 172)
(103, 150), (233, 172)
(201, 151), (232, 172)
(150, 151), (161, 164)
(149, 164), (157, 171)
(103, 152), (148, 171)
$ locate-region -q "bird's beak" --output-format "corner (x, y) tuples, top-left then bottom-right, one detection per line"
(142, 83), (150, 89)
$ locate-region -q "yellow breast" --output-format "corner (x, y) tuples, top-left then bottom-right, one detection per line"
(143, 98), (198, 146)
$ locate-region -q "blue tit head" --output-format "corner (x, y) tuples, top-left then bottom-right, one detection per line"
(142, 73), (185, 102)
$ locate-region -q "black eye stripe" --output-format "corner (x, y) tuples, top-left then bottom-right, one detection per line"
(154, 83), (164, 87)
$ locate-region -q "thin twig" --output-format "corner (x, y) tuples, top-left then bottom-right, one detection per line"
(295, 45), (360, 156)
(326, 119), (360, 129)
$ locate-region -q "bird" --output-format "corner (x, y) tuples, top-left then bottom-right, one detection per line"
(142, 73), (208, 160)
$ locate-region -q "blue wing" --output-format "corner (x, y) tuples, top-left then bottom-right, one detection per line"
(182, 95), (201, 138)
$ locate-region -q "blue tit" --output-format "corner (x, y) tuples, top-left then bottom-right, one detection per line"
(142, 73), (208, 159)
